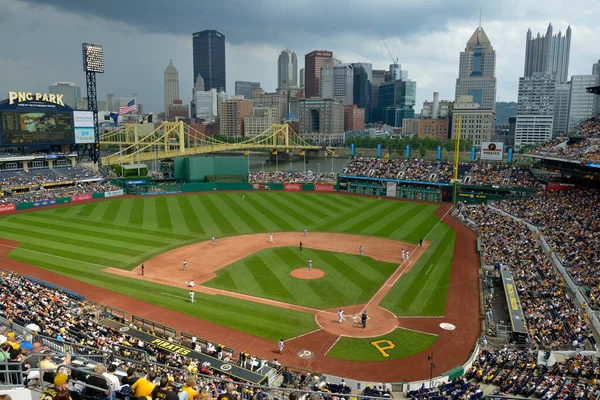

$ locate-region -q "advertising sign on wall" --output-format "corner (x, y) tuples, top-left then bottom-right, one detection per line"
(104, 189), (124, 197)
(0, 204), (16, 213)
(72, 193), (93, 202)
(284, 183), (302, 191)
(386, 182), (397, 197)
(314, 183), (335, 192)
(480, 142), (504, 161)
(73, 111), (95, 144)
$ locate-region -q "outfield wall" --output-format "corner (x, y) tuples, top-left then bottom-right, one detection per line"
(0, 189), (124, 213)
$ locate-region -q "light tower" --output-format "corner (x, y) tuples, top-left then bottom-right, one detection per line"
(82, 43), (104, 165)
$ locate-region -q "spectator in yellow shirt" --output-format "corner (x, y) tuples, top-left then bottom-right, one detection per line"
(181, 376), (197, 400)
(131, 371), (157, 399)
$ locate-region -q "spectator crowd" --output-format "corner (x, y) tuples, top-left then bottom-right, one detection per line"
(249, 171), (336, 184)
(495, 189), (600, 309)
(458, 204), (594, 350)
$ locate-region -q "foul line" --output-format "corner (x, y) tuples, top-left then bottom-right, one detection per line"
(160, 292), (190, 301)
(323, 335), (341, 356)
(0, 243), (107, 268)
(360, 204), (456, 314)
(426, 264), (434, 275)
(283, 328), (323, 343)
(397, 326), (439, 337)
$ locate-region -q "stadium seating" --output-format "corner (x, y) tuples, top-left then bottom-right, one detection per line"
(458, 204), (594, 350)
(249, 171), (336, 183)
(495, 189), (600, 309)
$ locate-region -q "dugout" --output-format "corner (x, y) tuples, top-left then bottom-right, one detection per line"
(174, 156), (248, 182)
(338, 175), (453, 202)
(500, 268), (529, 346)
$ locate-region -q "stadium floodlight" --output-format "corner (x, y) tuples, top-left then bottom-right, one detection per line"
(82, 43), (104, 73)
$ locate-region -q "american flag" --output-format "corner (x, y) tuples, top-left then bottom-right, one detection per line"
(118, 99), (136, 115)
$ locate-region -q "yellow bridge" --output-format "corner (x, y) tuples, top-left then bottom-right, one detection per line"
(100, 122), (325, 166)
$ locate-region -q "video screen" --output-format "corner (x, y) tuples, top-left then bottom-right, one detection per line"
(0, 112), (74, 144)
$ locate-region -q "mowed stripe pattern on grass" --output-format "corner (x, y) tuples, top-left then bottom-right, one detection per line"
(203, 247), (399, 309)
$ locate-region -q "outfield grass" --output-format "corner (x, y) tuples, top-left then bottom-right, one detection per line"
(0, 192), (451, 342)
(204, 247), (398, 309)
(326, 328), (438, 361)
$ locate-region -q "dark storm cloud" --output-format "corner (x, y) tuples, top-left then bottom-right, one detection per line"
(21, 0), (485, 42)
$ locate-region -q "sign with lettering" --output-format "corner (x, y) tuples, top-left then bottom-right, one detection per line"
(284, 183), (302, 191)
(314, 183), (335, 192)
(500, 268), (528, 335)
(8, 91), (65, 107)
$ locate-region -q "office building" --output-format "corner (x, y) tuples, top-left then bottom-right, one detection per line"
(385, 65), (408, 82)
(371, 69), (386, 112)
(278, 49), (298, 89)
(297, 98), (344, 145)
(352, 63), (372, 122)
(299, 68), (305, 89)
(235, 81), (261, 100)
(252, 89), (288, 119)
(107, 93), (139, 113)
(568, 70), (600, 130)
(168, 100), (189, 120)
(193, 30), (226, 92)
(514, 74), (556, 148)
(164, 60), (180, 117)
(333, 64), (354, 105)
(343, 105), (365, 132)
(372, 80), (416, 127)
(524, 24), (571, 83)
(49, 82), (81, 109)
(304, 50), (333, 98)
(402, 119), (420, 135)
(195, 88), (218, 122)
(455, 24), (497, 111)
(78, 98), (106, 112)
(553, 83), (571, 135)
(451, 95), (495, 146)
(244, 106), (279, 136)
(421, 92), (453, 119)
(419, 119), (449, 141)
(221, 99), (253, 137)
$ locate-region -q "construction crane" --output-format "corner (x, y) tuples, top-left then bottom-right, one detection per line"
(381, 37), (399, 80)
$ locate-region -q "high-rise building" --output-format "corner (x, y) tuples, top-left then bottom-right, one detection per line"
(168, 100), (189, 120)
(164, 60), (180, 117)
(421, 93), (453, 119)
(553, 83), (571, 135)
(370, 69), (385, 113)
(244, 106), (280, 136)
(195, 89), (218, 122)
(252, 90), (287, 119)
(514, 74), (556, 148)
(304, 50), (333, 98)
(235, 81), (261, 99)
(343, 105), (365, 132)
(524, 24), (571, 83)
(278, 49), (298, 89)
(193, 30), (226, 92)
(221, 99), (253, 137)
(299, 68), (305, 89)
(568, 70), (600, 130)
(49, 82), (81, 109)
(297, 98), (344, 145)
(333, 64), (354, 105)
(372, 80), (416, 127)
(455, 24), (497, 111)
(352, 63), (372, 122)
(451, 95), (495, 146)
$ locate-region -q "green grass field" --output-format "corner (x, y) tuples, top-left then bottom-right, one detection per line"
(326, 328), (439, 361)
(0, 192), (456, 345)
(204, 247), (399, 309)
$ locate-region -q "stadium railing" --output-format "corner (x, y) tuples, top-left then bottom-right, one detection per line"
(130, 315), (177, 338)
(180, 331), (235, 357)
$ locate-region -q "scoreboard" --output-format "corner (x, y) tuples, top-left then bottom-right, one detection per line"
(0, 111), (74, 145)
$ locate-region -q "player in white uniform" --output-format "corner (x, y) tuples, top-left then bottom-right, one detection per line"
(189, 291), (195, 304)
(211, 236), (215, 245)
(337, 309), (344, 324)
(402, 249), (406, 260)
(278, 339), (284, 354)
(183, 259), (187, 271)
(359, 246), (363, 256)
(308, 259), (312, 270)
(269, 234), (274, 243)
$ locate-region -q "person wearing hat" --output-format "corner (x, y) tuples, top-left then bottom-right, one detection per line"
(39, 373), (69, 400)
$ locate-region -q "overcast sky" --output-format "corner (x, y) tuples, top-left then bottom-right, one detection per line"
(1, 0), (599, 113)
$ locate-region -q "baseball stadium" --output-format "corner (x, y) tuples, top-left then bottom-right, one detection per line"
(1, 85), (600, 400)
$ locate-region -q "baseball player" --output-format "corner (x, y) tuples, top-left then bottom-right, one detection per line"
(183, 259), (187, 271)
(278, 339), (284, 354)
(299, 241), (303, 251)
(337, 309), (344, 324)
(141, 263), (145, 276)
(303, 228), (307, 237)
(359, 246), (363, 256)
(402, 249), (406, 260)
(211, 236), (215, 245)
(308, 259), (312, 271)
(419, 238), (423, 247)
(186, 280), (195, 287)
(242, 195), (245, 201)
(361, 311), (368, 329)
(189, 290), (195, 304)
(269, 234), (274, 243)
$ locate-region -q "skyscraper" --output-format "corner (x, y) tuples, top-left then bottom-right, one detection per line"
(49, 82), (80, 109)
(524, 24), (571, 83)
(514, 74), (556, 148)
(235, 81), (261, 99)
(164, 60), (180, 117)
(352, 63), (372, 122)
(333, 64), (354, 105)
(304, 50), (333, 98)
(568, 71), (599, 130)
(192, 30), (226, 92)
(278, 49), (298, 89)
(455, 24), (497, 111)
(370, 69), (385, 113)
(372, 80), (416, 127)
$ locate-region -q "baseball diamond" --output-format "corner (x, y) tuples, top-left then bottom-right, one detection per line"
(0, 191), (480, 382)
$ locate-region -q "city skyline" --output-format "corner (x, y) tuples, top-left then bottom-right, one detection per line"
(1, 0), (598, 114)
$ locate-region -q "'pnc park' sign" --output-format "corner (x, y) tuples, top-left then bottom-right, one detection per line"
(8, 91), (65, 107)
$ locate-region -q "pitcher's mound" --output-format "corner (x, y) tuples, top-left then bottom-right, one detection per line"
(291, 268), (325, 279)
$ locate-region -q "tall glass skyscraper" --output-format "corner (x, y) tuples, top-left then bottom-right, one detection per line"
(524, 24), (571, 83)
(277, 49), (298, 89)
(454, 25), (497, 111)
(192, 30), (226, 92)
